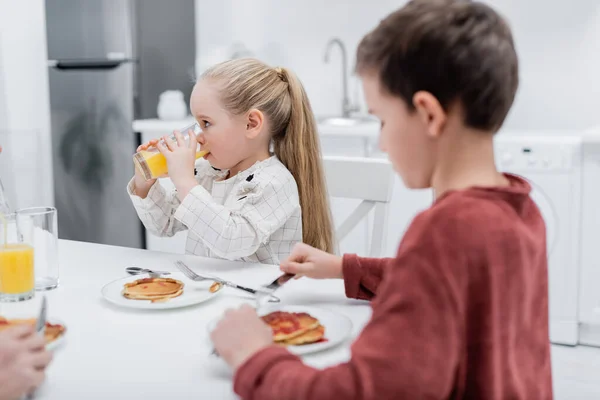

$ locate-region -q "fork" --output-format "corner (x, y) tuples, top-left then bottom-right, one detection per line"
(174, 260), (280, 301)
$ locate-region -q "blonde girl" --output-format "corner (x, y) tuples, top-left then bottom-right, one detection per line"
(128, 58), (334, 264)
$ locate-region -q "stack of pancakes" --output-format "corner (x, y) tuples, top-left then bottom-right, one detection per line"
(261, 311), (325, 346)
(122, 277), (184, 303)
(0, 317), (66, 344)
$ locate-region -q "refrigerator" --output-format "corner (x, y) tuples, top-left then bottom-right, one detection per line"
(45, 0), (142, 248)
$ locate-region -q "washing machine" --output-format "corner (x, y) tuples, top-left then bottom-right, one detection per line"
(577, 129), (600, 347)
(494, 131), (583, 346)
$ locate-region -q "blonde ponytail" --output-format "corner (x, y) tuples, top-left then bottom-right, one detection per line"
(273, 67), (334, 253)
(201, 58), (334, 253)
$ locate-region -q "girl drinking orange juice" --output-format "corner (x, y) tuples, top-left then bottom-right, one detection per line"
(128, 58), (334, 264)
(132, 124), (210, 180)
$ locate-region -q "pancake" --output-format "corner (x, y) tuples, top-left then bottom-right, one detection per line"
(0, 317), (66, 344)
(261, 311), (321, 342)
(122, 277), (184, 303)
(281, 325), (325, 345)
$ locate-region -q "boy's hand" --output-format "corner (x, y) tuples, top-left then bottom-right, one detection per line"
(280, 243), (344, 280)
(210, 304), (273, 370)
(156, 130), (198, 199)
(0, 325), (53, 400)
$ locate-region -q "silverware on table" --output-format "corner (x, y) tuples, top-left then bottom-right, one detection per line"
(174, 260), (280, 302)
(125, 266), (171, 277)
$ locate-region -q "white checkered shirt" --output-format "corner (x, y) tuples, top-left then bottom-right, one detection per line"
(128, 156), (302, 264)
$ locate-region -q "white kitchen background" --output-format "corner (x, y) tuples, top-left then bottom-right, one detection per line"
(0, 0), (54, 209)
(0, 0), (599, 255)
(194, 0), (600, 130)
(193, 0), (600, 257)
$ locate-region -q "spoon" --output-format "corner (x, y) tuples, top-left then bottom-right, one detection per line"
(125, 266), (171, 276)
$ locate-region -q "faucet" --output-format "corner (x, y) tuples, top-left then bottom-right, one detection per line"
(324, 37), (358, 118)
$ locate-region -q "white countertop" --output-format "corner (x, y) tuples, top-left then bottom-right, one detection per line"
(133, 118), (380, 139)
(36, 240), (371, 400)
(133, 118), (196, 134)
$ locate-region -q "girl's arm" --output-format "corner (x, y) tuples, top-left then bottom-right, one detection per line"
(127, 179), (187, 238)
(127, 159), (221, 238)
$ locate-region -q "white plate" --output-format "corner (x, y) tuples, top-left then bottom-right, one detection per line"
(101, 272), (222, 310)
(207, 305), (353, 355)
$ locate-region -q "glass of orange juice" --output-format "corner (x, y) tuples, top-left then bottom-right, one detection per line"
(16, 207), (59, 291)
(133, 122), (210, 181)
(0, 213), (35, 302)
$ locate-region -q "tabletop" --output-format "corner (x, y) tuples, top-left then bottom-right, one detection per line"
(34, 240), (372, 399)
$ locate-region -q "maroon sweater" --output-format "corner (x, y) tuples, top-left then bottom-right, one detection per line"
(235, 175), (553, 400)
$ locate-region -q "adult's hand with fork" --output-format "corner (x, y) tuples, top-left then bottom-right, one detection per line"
(0, 325), (53, 400)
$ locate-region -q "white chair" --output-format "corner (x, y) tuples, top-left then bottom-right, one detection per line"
(323, 155), (395, 257)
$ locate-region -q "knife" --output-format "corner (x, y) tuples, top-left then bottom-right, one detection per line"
(255, 273), (295, 309)
(35, 296), (47, 335)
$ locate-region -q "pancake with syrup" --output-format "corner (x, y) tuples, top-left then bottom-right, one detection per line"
(261, 311), (325, 345)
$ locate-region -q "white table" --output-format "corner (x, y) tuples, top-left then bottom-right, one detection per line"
(37, 240), (372, 400)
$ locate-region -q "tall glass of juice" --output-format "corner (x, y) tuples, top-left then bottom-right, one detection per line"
(133, 123), (210, 181)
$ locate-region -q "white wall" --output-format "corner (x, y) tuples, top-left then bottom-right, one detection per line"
(0, 0), (54, 209)
(498, 1), (600, 131)
(195, 0), (600, 129)
(195, 0), (400, 117)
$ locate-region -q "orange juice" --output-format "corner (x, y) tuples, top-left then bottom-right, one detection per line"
(0, 244), (34, 294)
(133, 149), (210, 180)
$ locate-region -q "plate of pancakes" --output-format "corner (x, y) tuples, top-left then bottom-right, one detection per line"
(0, 316), (67, 351)
(207, 305), (353, 355)
(101, 272), (222, 310)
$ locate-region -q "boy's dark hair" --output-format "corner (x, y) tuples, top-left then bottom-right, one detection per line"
(356, 0), (518, 132)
